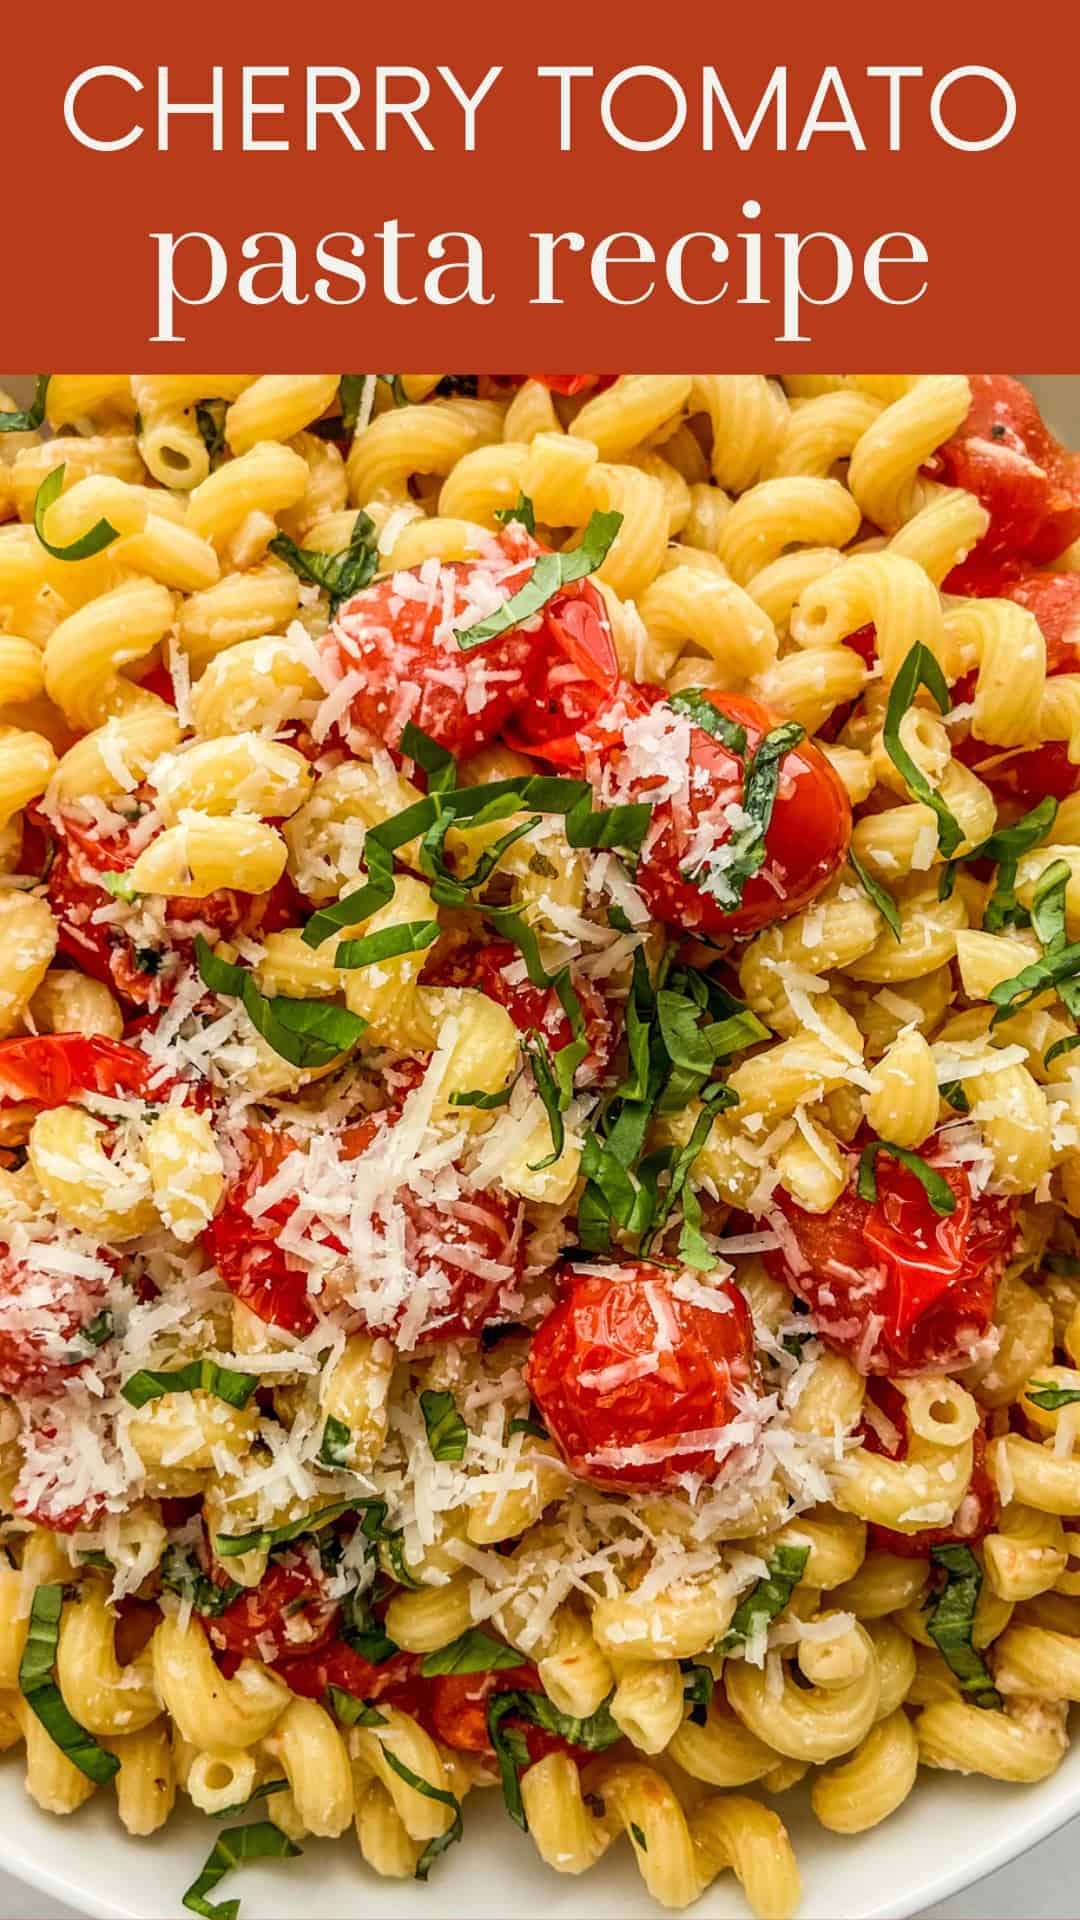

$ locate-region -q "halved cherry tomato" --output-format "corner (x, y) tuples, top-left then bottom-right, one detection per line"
(503, 581), (622, 769)
(204, 1119), (522, 1343)
(575, 688), (851, 939)
(201, 1559), (340, 1663)
(863, 1383), (999, 1555)
(0, 1035), (154, 1109)
(322, 528), (550, 759)
(424, 940), (614, 1084)
(430, 1663), (540, 1753)
(767, 1138), (1017, 1376)
(525, 1261), (757, 1490)
(951, 569), (1080, 804)
(933, 376), (1080, 575)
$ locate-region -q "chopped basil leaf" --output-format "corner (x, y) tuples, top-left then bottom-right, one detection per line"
(160, 1545), (241, 1616)
(988, 940), (1080, 1028)
(940, 1080), (971, 1114)
(688, 721), (806, 912)
(340, 1586), (399, 1665)
(80, 1309), (115, 1350)
(327, 1686), (388, 1727)
(182, 1821), (300, 1920)
(487, 1689), (622, 1830)
(195, 934), (365, 1069)
(318, 1416), (352, 1467)
(925, 1544), (1001, 1710)
(215, 1496), (379, 1559)
(195, 401), (227, 463)
(856, 1141), (957, 1217)
(0, 375), (49, 433)
(1032, 858), (1071, 955)
(680, 1661), (715, 1725)
(121, 1358), (257, 1410)
(419, 1389), (468, 1463)
(494, 492), (536, 535)
(973, 796), (1058, 934)
(379, 1748), (463, 1879)
(882, 642), (964, 857)
(420, 1631), (522, 1677)
(212, 1778), (288, 1819)
(506, 1415), (548, 1440)
(18, 1585), (119, 1784)
(449, 1079), (519, 1109)
(630, 1822), (648, 1851)
(33, 465), (118, 562)
(848, 850), (902, 941)
(268, 511), (378, 616)
(455, 510), (622, 651)
(78, 1551), (113, 1571)
(333, 918), (439, 971)
(715, 1545), (810, 1654)
(377, 374), (409, 408)
(337, 376), (368, 435)
(398, 722), (458, 795)
(670, 687), (747, 756)
(1026, 1381), (1080, 1410)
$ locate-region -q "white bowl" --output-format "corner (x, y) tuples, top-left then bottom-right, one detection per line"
(2, 371), (1078, 1919)
(2, 1736), (1079, 1920)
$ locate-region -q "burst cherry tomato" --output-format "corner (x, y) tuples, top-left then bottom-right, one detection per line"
(430, 1663), (540, 1753)
(322, 528), (550, 759)
(205, 1118), (522, 1343)
(862, 1385), (999, 1555)
(503, 581), (623, 769)
(0, 1035), (155, 1108)
(277, 1641), (424, 1715)
(525, 1262), (757, 1490)
(201, 1559), (340, 1663)
(424, 940), (613, 1084)
(577, 688), (850, 938)
(767, 1139), (1017, 1376)
(951, 569), (1080, 804)
(0, 1248), (109, 1395)
(933, 375), (1080, 575)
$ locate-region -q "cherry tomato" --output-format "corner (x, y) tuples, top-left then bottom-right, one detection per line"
(424, 940), (614, 1084)
(201, 1559), (340, 1663)
(277, 1641), (423, 1716)
(0, 1248), (109, 1395)
(36, 805), (299, 1007)
(864, 1384), (999, 1556)
(205, 1119), (522, 1343)
(0, 1035), (155, 1109)
(933, 375), (1080, 572)
(430, 1663), (540, 1753)
(322, 529), (549, 759)
(525, 1262), (757, 1490)
(503, 581), (622, 769)
(766, 1139), (1017, 1376)
(951, 569), (1080, 804)
(578, 688), (851, 939)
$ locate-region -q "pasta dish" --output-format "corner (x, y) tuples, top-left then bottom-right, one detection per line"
(0, 370), (1079, 1919)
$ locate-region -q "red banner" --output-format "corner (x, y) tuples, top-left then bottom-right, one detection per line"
(6, 0), (1076, 366)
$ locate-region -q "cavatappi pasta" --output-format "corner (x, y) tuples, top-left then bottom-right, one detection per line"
(0, 369), (1079, 1919)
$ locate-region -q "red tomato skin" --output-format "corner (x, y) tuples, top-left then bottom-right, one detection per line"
(0, 1251), (108, 1395)
(503, 582), (622, 769)
(424, 940), (613, 1084)
(201, 1561), (340, 1664)
(278, 1641), (423, 1713)
(934, 376), (1080, 570)
(584, 689), (851, 939)
(0, 1035), (155, 1108)
(430, 1664), (540, 1753)
(525, 1262), (757, 1491)
(324, 531), (549, 759)
(205, 1120), (522, 1343)
(766, 1142), (1017, 1376)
